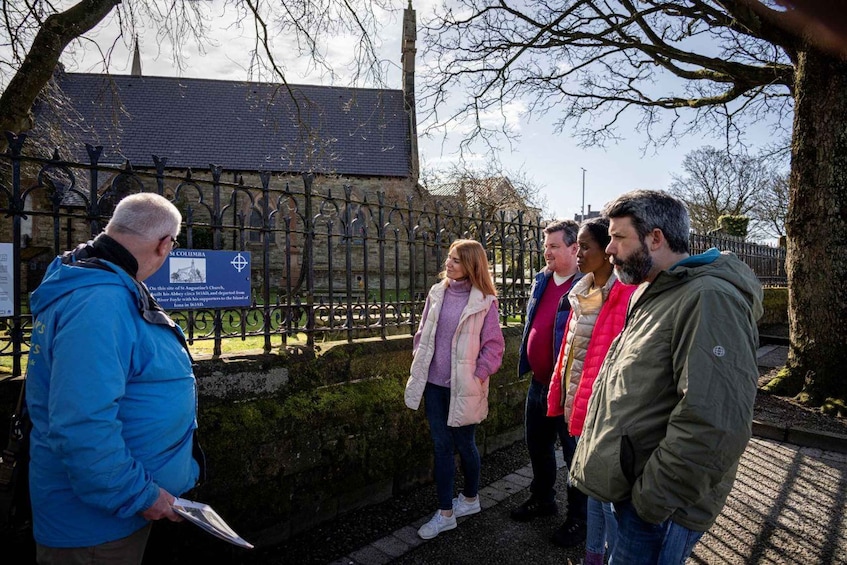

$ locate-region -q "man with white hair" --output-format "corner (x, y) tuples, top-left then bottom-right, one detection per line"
(26, 192), (202, 564)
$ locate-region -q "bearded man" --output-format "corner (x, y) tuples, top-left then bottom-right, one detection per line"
(570, 190), (763, 564)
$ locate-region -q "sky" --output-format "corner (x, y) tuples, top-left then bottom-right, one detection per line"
(58, 0), (789, 222)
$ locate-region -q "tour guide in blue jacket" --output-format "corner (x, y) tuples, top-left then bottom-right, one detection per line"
(26, 193), (200, 557)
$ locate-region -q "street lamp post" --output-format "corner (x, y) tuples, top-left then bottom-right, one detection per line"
(581, 167), (586, 221)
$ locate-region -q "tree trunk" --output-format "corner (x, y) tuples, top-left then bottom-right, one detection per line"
(0, 0), (119, 152)
(784, 49), (847, 403)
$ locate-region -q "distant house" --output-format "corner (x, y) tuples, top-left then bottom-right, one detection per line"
(573, 205), (602, 223)
(20, 4), (423, 294)
(427, 176), (541, 223)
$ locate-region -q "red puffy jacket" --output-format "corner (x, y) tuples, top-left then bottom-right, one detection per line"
(547, 278), (636, 436)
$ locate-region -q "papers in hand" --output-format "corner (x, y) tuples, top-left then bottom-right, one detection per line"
(172, 497), (254, 549)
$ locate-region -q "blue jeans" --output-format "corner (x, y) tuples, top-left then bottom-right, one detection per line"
(586, 496), (617, 556)
(424, 383), (480, 511)
(609, 499), (704, 565)
(524, 378), (586, 520)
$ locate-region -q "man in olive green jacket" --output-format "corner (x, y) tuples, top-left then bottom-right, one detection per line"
(570, 190), (763, 564)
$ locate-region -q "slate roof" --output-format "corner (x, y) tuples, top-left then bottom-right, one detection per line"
(48, 73), (412, 177)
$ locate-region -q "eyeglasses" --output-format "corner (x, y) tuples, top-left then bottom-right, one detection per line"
(160, 235), (179, 249)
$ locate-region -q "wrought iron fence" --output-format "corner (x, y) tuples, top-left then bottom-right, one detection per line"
(0, 134), (786, 378)
(0, 134), (548, 376)
(690, 233), (786, 287)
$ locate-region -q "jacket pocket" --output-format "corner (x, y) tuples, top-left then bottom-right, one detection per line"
(455, 360), (478, 389)
(619, 426), (666, 487)
(620, 434), (636, 486)
(452, 360), (487, 425)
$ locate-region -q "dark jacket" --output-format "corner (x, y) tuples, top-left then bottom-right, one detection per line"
(570, 249), (763, 531)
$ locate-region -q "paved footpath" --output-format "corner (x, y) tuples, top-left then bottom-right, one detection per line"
(327, 439), (847, 565)
(330, 347), (847, 565)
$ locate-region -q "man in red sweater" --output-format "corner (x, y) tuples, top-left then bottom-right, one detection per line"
(512, 219), (587, 548)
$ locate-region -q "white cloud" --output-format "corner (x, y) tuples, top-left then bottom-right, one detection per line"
(479, 100), (526, 132)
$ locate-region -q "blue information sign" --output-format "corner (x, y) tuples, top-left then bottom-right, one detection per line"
(146, 250), (252, 310)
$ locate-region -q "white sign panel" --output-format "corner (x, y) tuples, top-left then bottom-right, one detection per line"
(0, 243), (13, 317)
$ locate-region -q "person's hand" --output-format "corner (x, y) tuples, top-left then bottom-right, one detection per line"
(141, 487), (184, 522)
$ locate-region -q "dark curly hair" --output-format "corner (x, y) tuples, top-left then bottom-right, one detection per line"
(580, 216), (611, 250)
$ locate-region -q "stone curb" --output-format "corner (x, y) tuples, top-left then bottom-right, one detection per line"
(752, 420), (847, 453)
(759, 334), (789, 347)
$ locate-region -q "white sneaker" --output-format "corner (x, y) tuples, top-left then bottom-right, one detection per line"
(452, 493), (481, 518)
(418, 510), (457, 539)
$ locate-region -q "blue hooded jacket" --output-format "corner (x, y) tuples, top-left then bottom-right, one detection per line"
(26, 252), (199, 547)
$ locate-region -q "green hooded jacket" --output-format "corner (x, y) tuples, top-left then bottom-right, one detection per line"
(570, 249), (763, 531)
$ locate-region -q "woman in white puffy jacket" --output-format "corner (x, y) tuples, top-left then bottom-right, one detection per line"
(405, 239), (505, 540)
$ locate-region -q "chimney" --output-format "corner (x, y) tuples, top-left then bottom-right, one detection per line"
(401, 1), (419, 184)
(131, 37), (142, 77)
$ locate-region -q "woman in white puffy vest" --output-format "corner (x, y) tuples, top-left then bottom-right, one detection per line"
(405, 239), (505, 540)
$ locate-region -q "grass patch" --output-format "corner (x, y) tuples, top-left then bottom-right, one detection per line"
(0, 333), (312, 375)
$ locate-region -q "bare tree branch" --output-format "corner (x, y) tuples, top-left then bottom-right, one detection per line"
(419, 0), (795, 157)
(0, 0), (121, 140)
(420, 158), (548, 220)
(668, 145), (782, 239)
(754, 168), (789, 238)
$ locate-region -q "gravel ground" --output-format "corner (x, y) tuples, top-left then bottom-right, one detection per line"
(137, 438), (536, 565)
(236, 444), (532, 565)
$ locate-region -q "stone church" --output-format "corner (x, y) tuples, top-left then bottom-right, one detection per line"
(19, 3), (430, 299)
